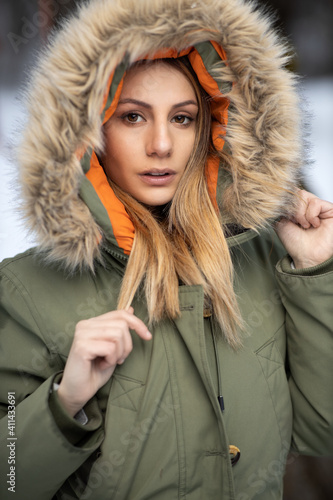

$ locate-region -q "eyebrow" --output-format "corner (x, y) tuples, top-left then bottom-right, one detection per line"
(117, 98), (198, 110)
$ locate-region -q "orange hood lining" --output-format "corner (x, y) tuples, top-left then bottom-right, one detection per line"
(85, 42), (229, 254)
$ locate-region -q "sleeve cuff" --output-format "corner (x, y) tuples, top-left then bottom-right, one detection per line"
(48, 373), (103, 446)
(277, 255), (333, 276)
(53, 382), (88, 425)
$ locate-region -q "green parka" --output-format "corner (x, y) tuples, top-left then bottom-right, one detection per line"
(0, 0), (332, 499)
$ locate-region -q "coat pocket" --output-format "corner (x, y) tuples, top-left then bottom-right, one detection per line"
(77, 374), (145, 500)
(255, 332), (292, 449)
(108, 373), (145, 412)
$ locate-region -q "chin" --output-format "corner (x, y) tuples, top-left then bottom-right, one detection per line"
(134, 192), (174, 207)
(145, 199), (172, 207)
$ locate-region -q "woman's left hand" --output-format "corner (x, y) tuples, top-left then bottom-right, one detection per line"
(275, 190), (333, 269)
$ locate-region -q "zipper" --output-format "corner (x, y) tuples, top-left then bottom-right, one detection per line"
(102, 244), (128, 261)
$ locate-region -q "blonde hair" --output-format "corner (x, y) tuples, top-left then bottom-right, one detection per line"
(108, 58), (243, 348)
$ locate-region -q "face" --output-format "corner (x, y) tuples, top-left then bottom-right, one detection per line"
(102, 62), (198, 206)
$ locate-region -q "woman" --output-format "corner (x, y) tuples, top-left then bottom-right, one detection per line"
(0, 0), (332, 499)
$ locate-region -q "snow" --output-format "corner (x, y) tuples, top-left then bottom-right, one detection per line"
(0, 90), (35, 261)
(301, 77), (333, 202)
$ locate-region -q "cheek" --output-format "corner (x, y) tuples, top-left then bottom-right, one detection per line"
(105, 126), (143, 162)
(104, 131), (133, 173)
(179, 131), (196, 165)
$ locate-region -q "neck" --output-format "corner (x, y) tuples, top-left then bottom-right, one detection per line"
(142, 202), (171, 221)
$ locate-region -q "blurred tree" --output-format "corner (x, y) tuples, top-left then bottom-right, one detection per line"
(258, 0), (333, 75)
(38, 0), (78, 38)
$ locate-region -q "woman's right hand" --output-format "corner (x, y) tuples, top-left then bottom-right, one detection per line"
(57, 307), (152, 417)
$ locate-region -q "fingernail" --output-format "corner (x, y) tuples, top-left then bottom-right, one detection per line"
(146, 330), (152, 339)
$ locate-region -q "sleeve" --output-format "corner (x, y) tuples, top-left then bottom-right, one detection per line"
(275, 255), (333, 456)
(0, 269), (104, 500)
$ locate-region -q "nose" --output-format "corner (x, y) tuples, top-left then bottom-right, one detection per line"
(146, 122), (173, 158)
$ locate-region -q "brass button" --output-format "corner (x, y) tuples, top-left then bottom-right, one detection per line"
(229, 445), (241, 466)
(203, 307), (212, 318)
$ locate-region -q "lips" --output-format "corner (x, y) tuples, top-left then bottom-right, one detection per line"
(145, 172), (169, 176)
(139, 169), (176, 186)
(141, 169), (176, 176)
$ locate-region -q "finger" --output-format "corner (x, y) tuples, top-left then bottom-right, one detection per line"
(73, 339), (126, 367)
(305, 200), (333, 226)
(305, 199), (322, 228)
(316, 202), (333, 219)
(81, 320), (134, 357)
(77, 310), (152, 340)
(304, 196), (333, 227)
(297, 190), (333, 226)
(99, 332), (133, 367)
(105, 312), (152, 340)
(294, 199), (311, 228)
(75, 318), (127, 341)
(294, 189), (321, 228)
(96, 310), (152, 340)
(123, 312), (152, 340)
(290, 191), (308, 228)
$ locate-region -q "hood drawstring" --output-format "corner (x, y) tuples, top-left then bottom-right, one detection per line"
(204, 300), (225, 412)
(210, 314), (225, 413)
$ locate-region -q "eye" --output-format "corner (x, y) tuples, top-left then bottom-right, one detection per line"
(172, 115), (193, 125)
(123, 113), (144, 123)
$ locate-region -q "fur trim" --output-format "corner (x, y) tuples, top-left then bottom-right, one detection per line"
(18, 0), (302, 270)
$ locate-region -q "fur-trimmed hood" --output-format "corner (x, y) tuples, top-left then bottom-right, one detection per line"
(18, 0), (302, 270)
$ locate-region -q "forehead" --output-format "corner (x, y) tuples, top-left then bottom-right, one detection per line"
(120, 62), (197, 101)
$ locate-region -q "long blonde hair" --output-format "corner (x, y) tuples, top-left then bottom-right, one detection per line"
(108, 58), (243, 348)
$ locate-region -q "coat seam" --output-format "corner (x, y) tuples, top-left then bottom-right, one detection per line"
(161, 324), (187, 499)
(0, 268), (59, 355)
(256, 344), (286, 448)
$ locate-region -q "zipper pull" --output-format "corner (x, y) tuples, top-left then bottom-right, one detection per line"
(218, 395), (225, 412)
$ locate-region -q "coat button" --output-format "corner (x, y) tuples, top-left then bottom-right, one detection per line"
(229, 445), (241, 466)
(203, 306), (212, 318)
